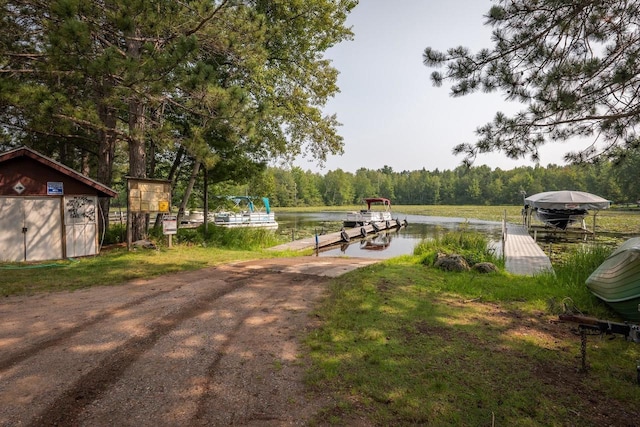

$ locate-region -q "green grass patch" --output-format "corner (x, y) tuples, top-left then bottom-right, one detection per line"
(537, 244), (616, 318)
(305, 257), (640, 425)
(413, 229), (503, 268)
(0, 225), (289, 296)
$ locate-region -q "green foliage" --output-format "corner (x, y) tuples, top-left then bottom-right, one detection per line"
(176, 227), (205, 246)
(175, 225), (281, 251)
(424, 0), (640, 165)
(537, 244), (614, 317)
(413, 230), (502, 267)
(260, 160), (632, 208)
(103, 224), (126, 245)
(0, 0), (356, 235)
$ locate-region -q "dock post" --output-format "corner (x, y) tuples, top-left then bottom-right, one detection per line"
(501, 211), (507, 260)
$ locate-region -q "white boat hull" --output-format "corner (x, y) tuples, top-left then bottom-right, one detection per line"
(213, 212), (278, 229)
(344, 211), (393, 227)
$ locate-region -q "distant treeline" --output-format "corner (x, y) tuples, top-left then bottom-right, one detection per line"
(144, 159), (636, 209)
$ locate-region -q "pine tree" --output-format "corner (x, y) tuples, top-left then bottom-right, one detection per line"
(423, 1), (640, 166)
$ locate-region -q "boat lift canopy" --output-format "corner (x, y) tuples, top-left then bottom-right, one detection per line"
(524, 191), (610, 211)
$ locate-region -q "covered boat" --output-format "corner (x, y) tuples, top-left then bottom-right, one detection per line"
(586, 238), (640, 322)
(213, 196), (278, 229)
(534, 208), (588, 230)
(524, 190), (610, 230)
(344, 197), (393, 227)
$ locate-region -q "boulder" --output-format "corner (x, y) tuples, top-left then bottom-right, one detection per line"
(472, 262), (498, 273)
(434, 253), (470, 272)
(132, 239), (157, 250)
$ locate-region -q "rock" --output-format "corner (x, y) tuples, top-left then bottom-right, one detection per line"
(434, 253), (470, 272)
(132, 239), (157, 249)
(472, 262), (498, 273)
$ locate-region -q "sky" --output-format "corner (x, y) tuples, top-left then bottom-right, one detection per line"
(294, 0), (581, 174)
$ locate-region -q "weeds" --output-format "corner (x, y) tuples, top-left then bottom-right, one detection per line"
(537, 244), (615, 317)
(413, 230), (502, 267)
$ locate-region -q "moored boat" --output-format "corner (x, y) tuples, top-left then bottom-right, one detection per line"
(534, 208), (588, 230)
(213, 196), (278, 229)
(344, 197), (394, 227)
(586, 237), (640, 322)
(524, 190), (610, 230)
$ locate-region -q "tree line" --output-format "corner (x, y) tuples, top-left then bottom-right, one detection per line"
(123, 155), (637, 211)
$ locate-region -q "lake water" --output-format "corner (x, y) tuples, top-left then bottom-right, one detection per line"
(275, 211), (503, 259)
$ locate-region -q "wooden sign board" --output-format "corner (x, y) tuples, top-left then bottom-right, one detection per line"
(127, 178), (171, 213)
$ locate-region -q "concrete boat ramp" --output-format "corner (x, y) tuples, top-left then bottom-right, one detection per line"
(270, 221), (552, 277)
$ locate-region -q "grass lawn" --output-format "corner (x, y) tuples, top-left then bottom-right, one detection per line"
(305, 257), (640, 426)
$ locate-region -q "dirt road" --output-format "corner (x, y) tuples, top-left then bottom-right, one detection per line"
(0, 257), (378, 426)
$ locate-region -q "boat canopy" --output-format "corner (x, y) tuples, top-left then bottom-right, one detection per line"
(363, 197), (391, 210)
(524, 191), (610, 211)
(220, 196), (271, 214)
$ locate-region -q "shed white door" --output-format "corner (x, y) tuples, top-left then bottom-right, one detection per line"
(64, 196), (98, 257)
(0, 197), (63, 262)
(0, 197), (24, 261)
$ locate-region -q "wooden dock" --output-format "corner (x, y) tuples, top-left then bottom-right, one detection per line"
(269, 220), (407, 252)
(504, 224), (553, 276)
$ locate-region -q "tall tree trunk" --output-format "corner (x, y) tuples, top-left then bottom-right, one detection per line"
(127, 30), (147, 241)
(177, 160), (201, 226)
(129, 98), (147, 240)
(168, 146), (186, 190)
(203, 167), (209, 233)
(97, 101), (117, 239)
(81, 150), (90, 176)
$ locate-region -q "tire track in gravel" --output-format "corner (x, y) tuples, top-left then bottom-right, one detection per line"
(188, 273), (305, 425)
(28, 269), (258, 427)
(1, 257), (376, 426)
(0, 287), (180, 372)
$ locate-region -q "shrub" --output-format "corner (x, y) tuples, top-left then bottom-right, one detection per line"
(174, 224), (280, 250)
(537, 244), (613, 316)
(103, 224), (126, 245)
(414, 231), (502, 268)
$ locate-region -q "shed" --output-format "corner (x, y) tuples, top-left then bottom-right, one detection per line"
(0, 146), (117, 262)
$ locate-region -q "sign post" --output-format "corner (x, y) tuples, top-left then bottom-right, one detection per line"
(162, 215), (177, 248)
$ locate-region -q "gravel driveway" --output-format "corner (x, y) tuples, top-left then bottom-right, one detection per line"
(0, 257), (378, 426)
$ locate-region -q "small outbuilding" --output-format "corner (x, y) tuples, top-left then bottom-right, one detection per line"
(0, 146), (117, 262)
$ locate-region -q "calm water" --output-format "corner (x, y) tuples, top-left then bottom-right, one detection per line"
(275, 211), (503, 259)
